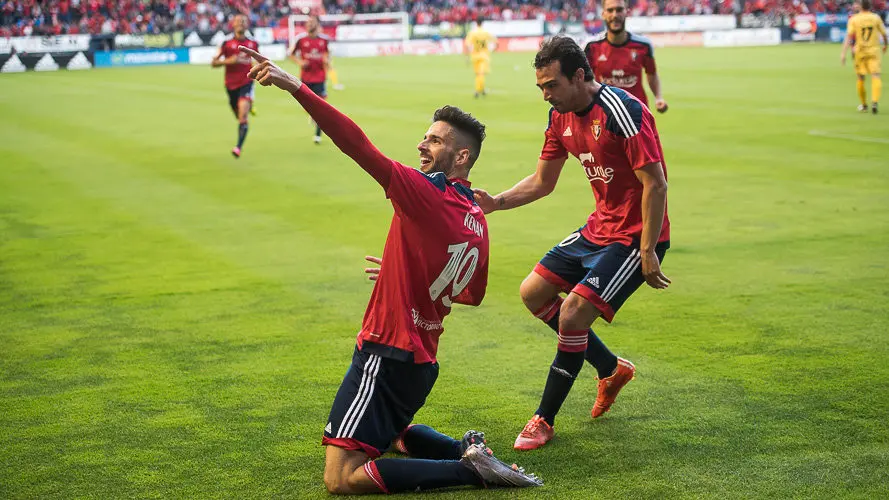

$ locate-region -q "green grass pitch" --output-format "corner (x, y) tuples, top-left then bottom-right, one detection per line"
(1, 44), (888, 498)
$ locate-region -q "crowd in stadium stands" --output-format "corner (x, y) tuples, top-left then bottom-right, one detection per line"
(0, 0), (881, 37)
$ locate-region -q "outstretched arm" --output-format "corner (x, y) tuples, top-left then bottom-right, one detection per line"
(472, 157), (566, 214)
(241, 47), (393, 188)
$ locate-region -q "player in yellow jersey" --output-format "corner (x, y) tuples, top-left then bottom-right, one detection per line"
(841, 0), (888, 114)
(464, 19), (496, 98)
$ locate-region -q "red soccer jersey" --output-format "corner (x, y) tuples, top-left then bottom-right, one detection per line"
(221, 36), (258, 90)
(291, 33), (330, 84)
(584, 32), (656, 106)
(290, 85), (490, 365)
(540, 85), (670, 247)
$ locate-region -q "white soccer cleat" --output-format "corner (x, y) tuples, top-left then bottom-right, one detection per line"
(858, 104), (868, 112)
(460, 443), (543, 487)
(313, 135), (322, 144)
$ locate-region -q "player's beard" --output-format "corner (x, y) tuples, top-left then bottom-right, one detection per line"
(423, 150), (457, 177)
(607, 19), (625, 35)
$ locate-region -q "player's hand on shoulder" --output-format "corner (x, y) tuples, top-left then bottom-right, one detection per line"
(655, 99), (668, 114)
(472, 188), (497, 214)
(364, 256), (382, 282)
(640, 250), (670, 290)
(240, 47), (302, 92)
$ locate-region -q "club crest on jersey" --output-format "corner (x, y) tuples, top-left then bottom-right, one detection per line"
(592, 120), (602, 141)
(631, 50), (637, 61)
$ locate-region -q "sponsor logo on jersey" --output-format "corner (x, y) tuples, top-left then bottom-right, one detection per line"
(580, 152), (615, 184)
(412, 309), (443, 331)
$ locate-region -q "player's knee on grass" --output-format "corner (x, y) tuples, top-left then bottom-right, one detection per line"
(323, 460), (373, 495)
(520, 272), (561, 313)
(559, 293), (601, 331)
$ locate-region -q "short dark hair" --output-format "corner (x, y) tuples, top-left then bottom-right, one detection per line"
(476, 18), (484, 26)
(534, 35), (593, 82)
(861, 0), (871, 9)
(432, 105), (486, 167)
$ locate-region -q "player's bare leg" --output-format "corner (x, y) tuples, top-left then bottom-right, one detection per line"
(232, 97), (251, 158)
(857, 74), (868, 112)
(324, 447), (383, 495)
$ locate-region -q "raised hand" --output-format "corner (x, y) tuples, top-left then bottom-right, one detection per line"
(240, 47), (303, 92)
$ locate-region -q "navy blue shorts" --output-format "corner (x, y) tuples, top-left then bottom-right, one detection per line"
(534, 227), (669, 322)
(226, 82), (254, 112)
(322, 347), (438, 458)
(305, 81), (327, 98)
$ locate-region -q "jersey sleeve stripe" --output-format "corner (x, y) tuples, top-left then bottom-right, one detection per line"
(601, 87), (640, 137)
(604, 87), (639, 137)
(600, 88), (632, 136)
(600, 88), (637, 137)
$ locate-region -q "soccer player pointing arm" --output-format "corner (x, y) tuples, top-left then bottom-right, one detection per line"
(240, 46), (542, 494)
(474, 36), (670, 450)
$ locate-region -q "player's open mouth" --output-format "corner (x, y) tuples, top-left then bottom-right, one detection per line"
(419, 156), (433, 168)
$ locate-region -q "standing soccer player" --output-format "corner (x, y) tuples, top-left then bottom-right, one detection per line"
(289, 15), (331, 143)
(239, 47), (542, 494)
(584, 0), (667, 113)
(464, 19), (496, 98)
(841, 0), (887, 113)
(473, 36), (670, 450)
(211, 14), (259, 158)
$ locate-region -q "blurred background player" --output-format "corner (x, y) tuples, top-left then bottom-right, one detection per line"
(464, 19), (496, 98)
(211, 14), (259, 158)
(240, 46), (542, 495)
(841, 0), (887, 114)
(289, 14), (331, 143)
(585, 0), (668, 113)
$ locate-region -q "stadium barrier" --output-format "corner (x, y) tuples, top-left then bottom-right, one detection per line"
(0, 50), (93, 72)
(626, 15), (736, 33)
(0, 34), (91, 54)
(94, 47), (190, 68)
(703, 28), (782, 47)
(188, 44), (288, 65)
(4, 14), (882, 74)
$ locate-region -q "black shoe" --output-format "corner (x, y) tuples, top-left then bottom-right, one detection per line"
(873, 102), (879, 114)
(460, 430), (487, 454)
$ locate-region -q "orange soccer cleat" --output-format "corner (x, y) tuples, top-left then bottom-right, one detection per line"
(591, 357), (636, 418)
(513, 415), (554, 451)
